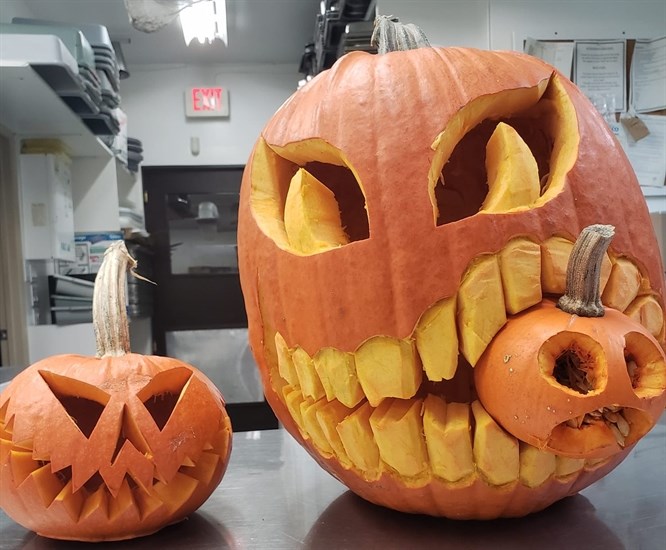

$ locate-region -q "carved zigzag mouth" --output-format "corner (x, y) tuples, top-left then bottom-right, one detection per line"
(0, 367), (231, 530)
(267, 239), (663, 488)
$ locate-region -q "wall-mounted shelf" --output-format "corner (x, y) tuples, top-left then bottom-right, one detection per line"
(1, 60), (145, 233)
(1, 35), (148, 363)
(0, 62), (111, 158)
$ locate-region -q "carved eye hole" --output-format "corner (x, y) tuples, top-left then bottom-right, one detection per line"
(430, 73), (578, 225)
(624, 332), (666, 398)
(537, 331), (608, 395)
(136, 367), (193, 430)
(39, 370), (110, 438)
(250, 138), (369, 255)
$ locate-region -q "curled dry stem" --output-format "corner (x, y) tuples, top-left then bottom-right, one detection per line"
(557, 224), (615, 317)
(371, 15), (431, 55)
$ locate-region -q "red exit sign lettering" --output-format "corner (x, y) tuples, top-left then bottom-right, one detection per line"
(185, 87), (230, 117)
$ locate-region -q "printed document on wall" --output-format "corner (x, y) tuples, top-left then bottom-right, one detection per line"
(574, 40), (626, 112)
(631, 37), (666, 113)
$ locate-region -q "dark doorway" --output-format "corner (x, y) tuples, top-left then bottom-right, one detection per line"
(143, 166), (278, 431)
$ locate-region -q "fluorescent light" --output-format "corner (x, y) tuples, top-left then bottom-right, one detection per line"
(180, 0), (228, 46)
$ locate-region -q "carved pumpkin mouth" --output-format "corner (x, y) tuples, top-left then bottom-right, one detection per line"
(265, 243), (664, 488)
(549, 406), (653, 456)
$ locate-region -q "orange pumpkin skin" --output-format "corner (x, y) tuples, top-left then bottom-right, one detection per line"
(237, 47), (665, 518)
(313, 446), (631, 518)
(239, 48), (665, 354)
(0, 353), (232, 541)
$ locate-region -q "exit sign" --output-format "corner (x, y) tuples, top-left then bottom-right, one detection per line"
(185, 87), (230, 117)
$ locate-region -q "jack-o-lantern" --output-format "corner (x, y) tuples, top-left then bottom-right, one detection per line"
(0, 243), (232, 540)
(476, 225), (666, 462)
(237, 16), (666, 518)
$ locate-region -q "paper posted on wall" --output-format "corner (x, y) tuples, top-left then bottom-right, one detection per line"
(615, 114), (666, 188)
(631, 37), (666, 113)
(574, 40), (626, 114)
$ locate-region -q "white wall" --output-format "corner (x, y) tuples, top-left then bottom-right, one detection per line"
(489, 0), (666, 51)
(379, 0), (666, 51)
(119, 64), (299, 167)
(0, 0), (35, 22)
(4, 0), (664, 365)
(379, 1), (490, 49)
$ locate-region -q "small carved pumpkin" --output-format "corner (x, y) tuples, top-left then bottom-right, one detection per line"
(475, 225), (666, 460)
(237, 17), (665, 518)
(0, 243), (232, 541)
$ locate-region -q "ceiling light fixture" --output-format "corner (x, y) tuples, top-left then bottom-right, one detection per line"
(179, 0), (228, 46)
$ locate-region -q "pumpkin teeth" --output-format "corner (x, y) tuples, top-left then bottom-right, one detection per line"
(268, 243), (664, 488)
(0, 405), (231, 530)
(273, 237), (660, 405)
(283, 389), (588, 489)
(369, 398), (429, 478)
(354, 337), (422, 407)
(456, 255), (507, 367)
(423, 397), (474, 482)
(625, 295), (665, 339)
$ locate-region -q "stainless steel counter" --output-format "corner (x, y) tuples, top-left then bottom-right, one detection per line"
(1, 421), (665, 549)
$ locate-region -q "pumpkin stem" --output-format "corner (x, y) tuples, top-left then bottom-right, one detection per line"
(557, 224), (615, 317)
(93, 241), (136, 357)
(371, 15), (431, 54)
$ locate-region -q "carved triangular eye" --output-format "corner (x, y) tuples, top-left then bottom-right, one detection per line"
(38, 370), (110, 438)
(136, 367), (193, 430)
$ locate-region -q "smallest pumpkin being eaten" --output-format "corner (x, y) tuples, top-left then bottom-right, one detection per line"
(475, 225), (666, 460)
(0, 242), (232, 542)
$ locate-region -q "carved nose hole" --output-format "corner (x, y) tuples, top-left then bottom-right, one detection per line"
(111, 405), (152, 463)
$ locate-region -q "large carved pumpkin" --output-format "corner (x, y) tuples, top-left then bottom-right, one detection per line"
(0, 243), (232, 540)
(237, 18), (666, 518)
